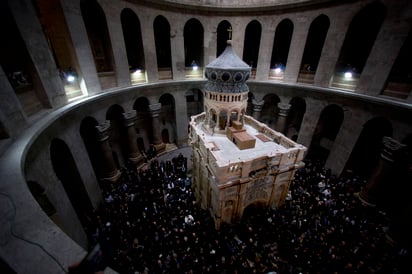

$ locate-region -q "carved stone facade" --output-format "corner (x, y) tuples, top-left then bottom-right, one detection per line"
(190, 114), (306, 229)
(190, 41), (306, 229)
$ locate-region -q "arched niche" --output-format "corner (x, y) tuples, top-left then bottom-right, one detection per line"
(121, 8), (146, 85)
(260, 93), (280, 128)
(186, 88), (204, 118)
(154, 15), (172, 79)
(81, 0), (114, 74)
(269, 19), (293, 80)
(106, 104), (126, 168)
(159, 93), (177, 144)
(133, 97), (151, 151)
(287, 97), (306, 141)
(332, 1), (386, 90)
(298, 14), (330, 84)
(307, 104), (344, 163)
(243, 20), (262, 79)
(80, 116), (103, 180)
(343, 117), (392, 178)
(50, 138), (94, 232)
(216, 20), (232, 57)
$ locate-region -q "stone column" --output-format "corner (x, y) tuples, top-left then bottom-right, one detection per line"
(149, 103), (166, 153)
(60, 0), (101, 94)
(255, 24), (275, 81)
(359, 137), (405, 207)
(231, 19), (246, 58)
(9, 0), (66, 108)
(123, 111), (144, 166)
(174, 92), (189, 146)
(139, 13), (158, 82)
(204, 23), (217, 67)
(251, 99), (264, 121)
(101, 1), (130, 88)
(324, 109), (365, 176)
(214, 110), (221, 132)
(170, 27), (185, 80)
(276, 103), (291, 134)
(314, 5), (353, 87)
(96, 121), (121, 182)
(356, 14), (411, 96)
(283, 16), (310, 83)
(296, 98), (324, 149)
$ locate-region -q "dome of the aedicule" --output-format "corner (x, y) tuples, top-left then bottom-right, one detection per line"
(204, 41), (251, 93)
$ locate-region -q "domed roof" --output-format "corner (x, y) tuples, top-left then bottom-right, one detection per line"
(204, 41), (251, 93)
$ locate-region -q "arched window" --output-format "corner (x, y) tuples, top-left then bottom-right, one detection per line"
(243, 20), (262, 78)
(217, 20), (232, 57)
(81, 0), (114, 73)
(344, 117), (392, 178)
(307, 104), (344, 163)
(159, 94), (177, 144)
(121, 8), (146, 84)
(1, 1), (45, 116)
(154, 15), (172, 79)
(298, 15), (330, 84)
(269, 19), (293, 80)
(184, 18), (204, 79)
(332, 1), (386, 90)
(106, 104), (126, 168)
(184, 18), (204, 67)
(50, 138), (94, 230)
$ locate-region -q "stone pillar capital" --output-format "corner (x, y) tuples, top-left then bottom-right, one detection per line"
(381, 136), (405, 162)
(149, 103), (162, 117)
(252, 99), (264, 112)
(277, 103), (291, 116)
(123, 110), (137, 127)
(95, 121), (111, 141)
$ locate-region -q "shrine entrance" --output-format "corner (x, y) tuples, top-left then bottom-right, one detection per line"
(241, 201), (268, 226)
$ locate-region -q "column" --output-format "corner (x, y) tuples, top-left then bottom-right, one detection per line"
(276, 103), (291, 134)
(283, 16), (310, 83)
(204, 23), (217, 67)
(255, 24), (275, 81)
(214, 110), (221, 132)
(324, 109), (365, 176)
(170, 27), (185, 80)
(60, 0), (101, 94)
(296, 98), (323, 148)
(356, 16), (411, 95)
(140, 14), (158, 82)
(149, 103), (166, 153)
(123, 110), (144, 166)
(359, 137), (405, 207)
(96, 121), (121, 182)
(231, 19), (246, 58)
(314, 5), (353, 87)
(174, 93), (189, 146)
(251, 99), (264, 121)
(9, 0), (66, 108)
(101, 1), (130, 88)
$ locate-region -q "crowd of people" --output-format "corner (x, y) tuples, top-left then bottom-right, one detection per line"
(80, 153), (410, 273)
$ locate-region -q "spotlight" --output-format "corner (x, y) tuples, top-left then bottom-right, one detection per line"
(66, 74), (76, 83)
(191, 60), (198, 71)
(274, 67), (282, 74)
(133, 69), (142, 75)
(344, 72), (352, 79)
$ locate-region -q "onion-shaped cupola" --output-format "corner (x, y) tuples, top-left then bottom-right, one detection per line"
(204, 41), (251, 93)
